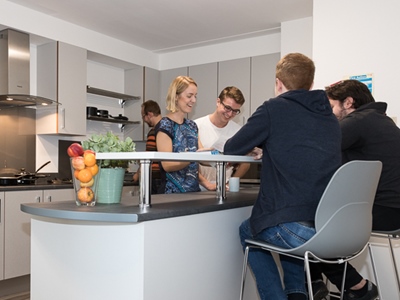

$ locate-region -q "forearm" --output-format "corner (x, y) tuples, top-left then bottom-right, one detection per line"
(199, 171), (216, 191)
(161, 161), (191, 172)
(232, 163), (250, 178)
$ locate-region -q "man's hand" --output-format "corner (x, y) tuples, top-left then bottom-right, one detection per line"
(248, 147), (263, 160)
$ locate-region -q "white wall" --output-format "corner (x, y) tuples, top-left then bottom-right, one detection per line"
(313, 0), (400, 121)
(281, 17), (313, 58)
(158, 33), (281, 70)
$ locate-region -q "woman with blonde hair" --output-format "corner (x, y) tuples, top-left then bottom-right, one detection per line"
(155, 76), (202, 193)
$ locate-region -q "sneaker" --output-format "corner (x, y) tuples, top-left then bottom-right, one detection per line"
(312, 279), (329, 300)
(344, 280), (379, 300)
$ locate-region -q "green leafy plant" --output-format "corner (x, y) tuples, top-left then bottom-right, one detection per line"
(82, 132), (135, 168)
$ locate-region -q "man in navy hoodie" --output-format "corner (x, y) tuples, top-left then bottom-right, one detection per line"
(224, 53), (342, 300)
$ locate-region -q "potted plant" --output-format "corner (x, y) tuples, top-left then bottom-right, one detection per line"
(82, 132), (135, 204)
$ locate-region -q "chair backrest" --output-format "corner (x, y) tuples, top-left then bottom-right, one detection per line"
(305, 160), (382, 258)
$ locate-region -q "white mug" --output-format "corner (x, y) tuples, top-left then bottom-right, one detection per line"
(229, 177), (240, 192)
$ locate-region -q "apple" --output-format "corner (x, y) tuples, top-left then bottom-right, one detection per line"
(71, 156), (85, 170)
(77, 187), (94, 203)
(67, 143), (84, 157)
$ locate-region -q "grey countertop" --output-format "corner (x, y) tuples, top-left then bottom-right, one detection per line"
(0, 183), (74, 192)
(21, 187), (258, 223)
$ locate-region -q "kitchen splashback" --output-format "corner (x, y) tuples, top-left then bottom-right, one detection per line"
(0, 107), (36, 171)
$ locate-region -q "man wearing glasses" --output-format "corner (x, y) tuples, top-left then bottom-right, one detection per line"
(195, 86), (250, 191)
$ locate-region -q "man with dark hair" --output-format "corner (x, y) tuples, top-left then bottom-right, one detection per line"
(224, 53), (342, 300)
(312, 79), (400, 300)
(133, 100), (162, 194)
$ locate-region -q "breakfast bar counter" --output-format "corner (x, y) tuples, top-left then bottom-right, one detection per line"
(21, 188), (260, 300)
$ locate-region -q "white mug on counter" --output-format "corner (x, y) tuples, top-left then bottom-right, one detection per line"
(229, 177), (240, 192)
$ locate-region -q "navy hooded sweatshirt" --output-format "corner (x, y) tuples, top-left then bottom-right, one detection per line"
(224, 89), (342, 236)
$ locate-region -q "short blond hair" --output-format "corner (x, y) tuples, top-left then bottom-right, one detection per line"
(276, 53), (315, 91)
(166, 76), (197, 112)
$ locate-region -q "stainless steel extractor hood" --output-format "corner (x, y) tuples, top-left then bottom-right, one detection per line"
(0, 29), (57, 107)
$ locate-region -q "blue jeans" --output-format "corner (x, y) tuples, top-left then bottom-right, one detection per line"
(240, 219), (316, 300)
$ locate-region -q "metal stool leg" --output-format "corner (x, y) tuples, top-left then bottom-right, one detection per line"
(239, 246), (250, 300)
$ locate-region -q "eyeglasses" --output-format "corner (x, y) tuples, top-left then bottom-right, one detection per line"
(220, 100), (241, 115)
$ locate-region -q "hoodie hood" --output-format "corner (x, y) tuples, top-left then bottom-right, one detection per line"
(356, 101), (387, 114)
(279, 89), (333, 116)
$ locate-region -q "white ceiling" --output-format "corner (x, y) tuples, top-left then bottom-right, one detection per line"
(4, 0), (312, 53)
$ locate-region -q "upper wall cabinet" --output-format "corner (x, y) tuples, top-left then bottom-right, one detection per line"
(188, 62), (218, 121)
(36, 41), (87, 135)
(218, 58), (251, 125)
(250, 53), (280, 114)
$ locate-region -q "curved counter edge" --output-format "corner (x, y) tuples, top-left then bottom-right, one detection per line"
(21, 189), (258, 223)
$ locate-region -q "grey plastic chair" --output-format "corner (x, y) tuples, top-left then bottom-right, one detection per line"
(239, 160), (382, 300)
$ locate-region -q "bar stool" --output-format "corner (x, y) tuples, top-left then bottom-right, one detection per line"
(368, 229), (400, 296)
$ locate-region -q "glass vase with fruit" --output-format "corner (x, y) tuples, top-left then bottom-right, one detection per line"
(67, 142), (101, 206)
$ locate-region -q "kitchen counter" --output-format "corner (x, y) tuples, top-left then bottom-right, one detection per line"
(22, 152), (261, 300)
(0, 183), (73, 192)
(23, 187), (260, 300)
(21, 187), (258, 223)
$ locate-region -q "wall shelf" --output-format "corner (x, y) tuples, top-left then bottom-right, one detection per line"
(87, 85), (140, 101)
(87, 116), (140, 132)
(87, 116), (140, 125)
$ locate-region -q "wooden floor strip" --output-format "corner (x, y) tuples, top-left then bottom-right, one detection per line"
(0, 292), (30, 300)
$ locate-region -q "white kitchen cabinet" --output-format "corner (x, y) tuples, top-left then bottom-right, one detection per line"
(218, 58), (251, 125)
(36, 41), (87, 135)
(4, 190), (41, 279)
(2, 188), (74, 280)
(250, 53), (280, 114)
(43, 188), (75, 203)
(188, 62), (218, 120)
(0, 192), (4, 281)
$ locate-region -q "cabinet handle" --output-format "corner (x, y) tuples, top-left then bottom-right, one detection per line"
(35, 196), (41, 203)
(47, 196), (52, 202)
(61, 108), (66, 129)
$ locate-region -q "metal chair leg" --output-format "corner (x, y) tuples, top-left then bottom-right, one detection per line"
(240, 246), (250, 300)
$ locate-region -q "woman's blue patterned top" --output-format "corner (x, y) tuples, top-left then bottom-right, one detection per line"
(155, 117), (200, 193)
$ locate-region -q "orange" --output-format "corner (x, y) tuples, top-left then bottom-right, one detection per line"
(88, 164), (99, 176)
(84, 152), (96, 167)
(77, 168), (93, 183)
(80, 178), (94, 188)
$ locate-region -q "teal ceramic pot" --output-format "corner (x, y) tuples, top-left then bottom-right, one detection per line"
(96, 168), (125, 204)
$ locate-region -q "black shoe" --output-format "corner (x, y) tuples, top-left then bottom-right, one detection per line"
(344, 280), (379, 300)
(312, 279), (329, 300)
